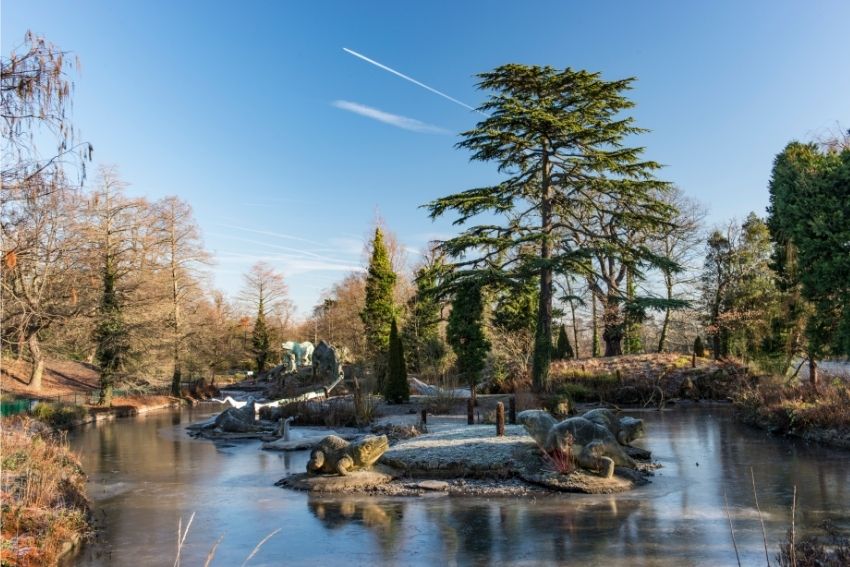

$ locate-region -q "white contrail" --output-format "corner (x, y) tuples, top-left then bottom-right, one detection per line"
(343, 47), (486, 116)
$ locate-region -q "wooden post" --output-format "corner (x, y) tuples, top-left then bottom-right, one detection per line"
(508, 396), (517, 425)
(467, 398), (474, 425)
(420, 409), (427, 425)
(692, 352), (696, 368)
(496, 402), (505, 436)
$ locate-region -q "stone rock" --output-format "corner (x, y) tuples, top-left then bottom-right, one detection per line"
(519, 468), (643, 494)
(281, 468), (395, 492)
(212, 398), (266, 433)
(415, 480), (449, 491)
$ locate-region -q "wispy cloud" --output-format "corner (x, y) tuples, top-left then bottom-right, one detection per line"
(332, 100), (449, 134)
(327, 236), (364, 257)
(209, 232), (355, 264)
(215, 223), (325, 246)
(343, 48), (485, 115)
(216, 251), (364, 275)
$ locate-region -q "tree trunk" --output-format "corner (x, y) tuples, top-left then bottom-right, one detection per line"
(17, 328), (26, 361)
(28, 332), (45, 391)
(532, 148), (553, 392)
(657, 271), (673, 353)
(808, 357), (819, 388)
(99, 372), (114, 406)
(170, 228), (182, 397)
(566, 279), (580, 359)
(591, 289), (600, 357)
(602, 296), (623, 357)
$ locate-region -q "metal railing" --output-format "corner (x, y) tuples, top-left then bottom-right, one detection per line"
(0, 399), (32, 417)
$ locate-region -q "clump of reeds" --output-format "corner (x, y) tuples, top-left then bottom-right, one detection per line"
(541, 434), (576, 475)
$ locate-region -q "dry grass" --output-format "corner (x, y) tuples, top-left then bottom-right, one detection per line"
(736, 379), (850, 434)
(0, 357), (99, 399)
(1, 417), (90, 566)
(777, 521), (850, 566)
(547, 354), (754, 406)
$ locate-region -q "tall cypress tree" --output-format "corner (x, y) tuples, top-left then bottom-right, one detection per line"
(427, 65), (671, 392)
(385, 318), (409, 403)
(555, 324), (574, 360)
(251, 297), (271, 373)
(361, 228), (397, 392)
(447, 281), (490, 395)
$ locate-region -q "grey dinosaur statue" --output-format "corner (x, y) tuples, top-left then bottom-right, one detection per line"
(312, 340), (343, 382)
(581, 408), (645, 445)
(306, 434), (389, 476)
(518, 409), (640, 479)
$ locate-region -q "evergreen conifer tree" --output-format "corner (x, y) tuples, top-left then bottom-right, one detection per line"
(555, 324), (574, 359)
(767, 141), (850, 384)
(94, 260), (128, 406)
(427, 65), (671, 391)
(402, 251), (445, 373)
(447, 281), (490, 395)
(693, 336), (705, 358)
(623, 268), (644, 354)
(385, 318), (409, 403)
(251, 298), (271, 373)
(361, 228), (397, 392)
(493, 278), (538, 333)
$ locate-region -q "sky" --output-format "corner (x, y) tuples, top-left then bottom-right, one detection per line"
(3, 0), (849, 316)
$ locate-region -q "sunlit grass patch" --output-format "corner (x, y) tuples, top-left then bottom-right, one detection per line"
(1, 417), (90, 565)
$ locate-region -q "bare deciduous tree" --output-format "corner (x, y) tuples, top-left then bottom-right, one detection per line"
(1, 173), (89, 390)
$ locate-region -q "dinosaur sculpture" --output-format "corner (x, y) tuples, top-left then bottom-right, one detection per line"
(306, 434), (389, 476)
(312, 340), (344, 382)
(518, 409), (643, 479)
(581, 408), (645, 445)
(282, 341), (315, 367)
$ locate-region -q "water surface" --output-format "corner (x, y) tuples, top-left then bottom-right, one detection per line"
(69, 405), (850, 566)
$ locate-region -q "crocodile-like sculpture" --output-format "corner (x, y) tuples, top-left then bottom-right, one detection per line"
(518, 409), (639, 479)
(307, 434), (389, 476)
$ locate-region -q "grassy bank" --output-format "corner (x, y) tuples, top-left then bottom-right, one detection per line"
(1, 417), (90, 566)
(545, 354), (754, 407)
(735, 378), (850, 449)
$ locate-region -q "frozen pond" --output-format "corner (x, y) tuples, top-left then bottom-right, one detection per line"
(68, 405), (850, 566)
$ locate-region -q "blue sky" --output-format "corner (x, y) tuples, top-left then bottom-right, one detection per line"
(3, 1), (849, 315)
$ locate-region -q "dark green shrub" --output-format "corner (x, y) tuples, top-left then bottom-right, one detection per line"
(384, 318), (410, 404)
(555, 325), (574, 360)
(693, 336), (706, 358)
(31, 402), (88, 429)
